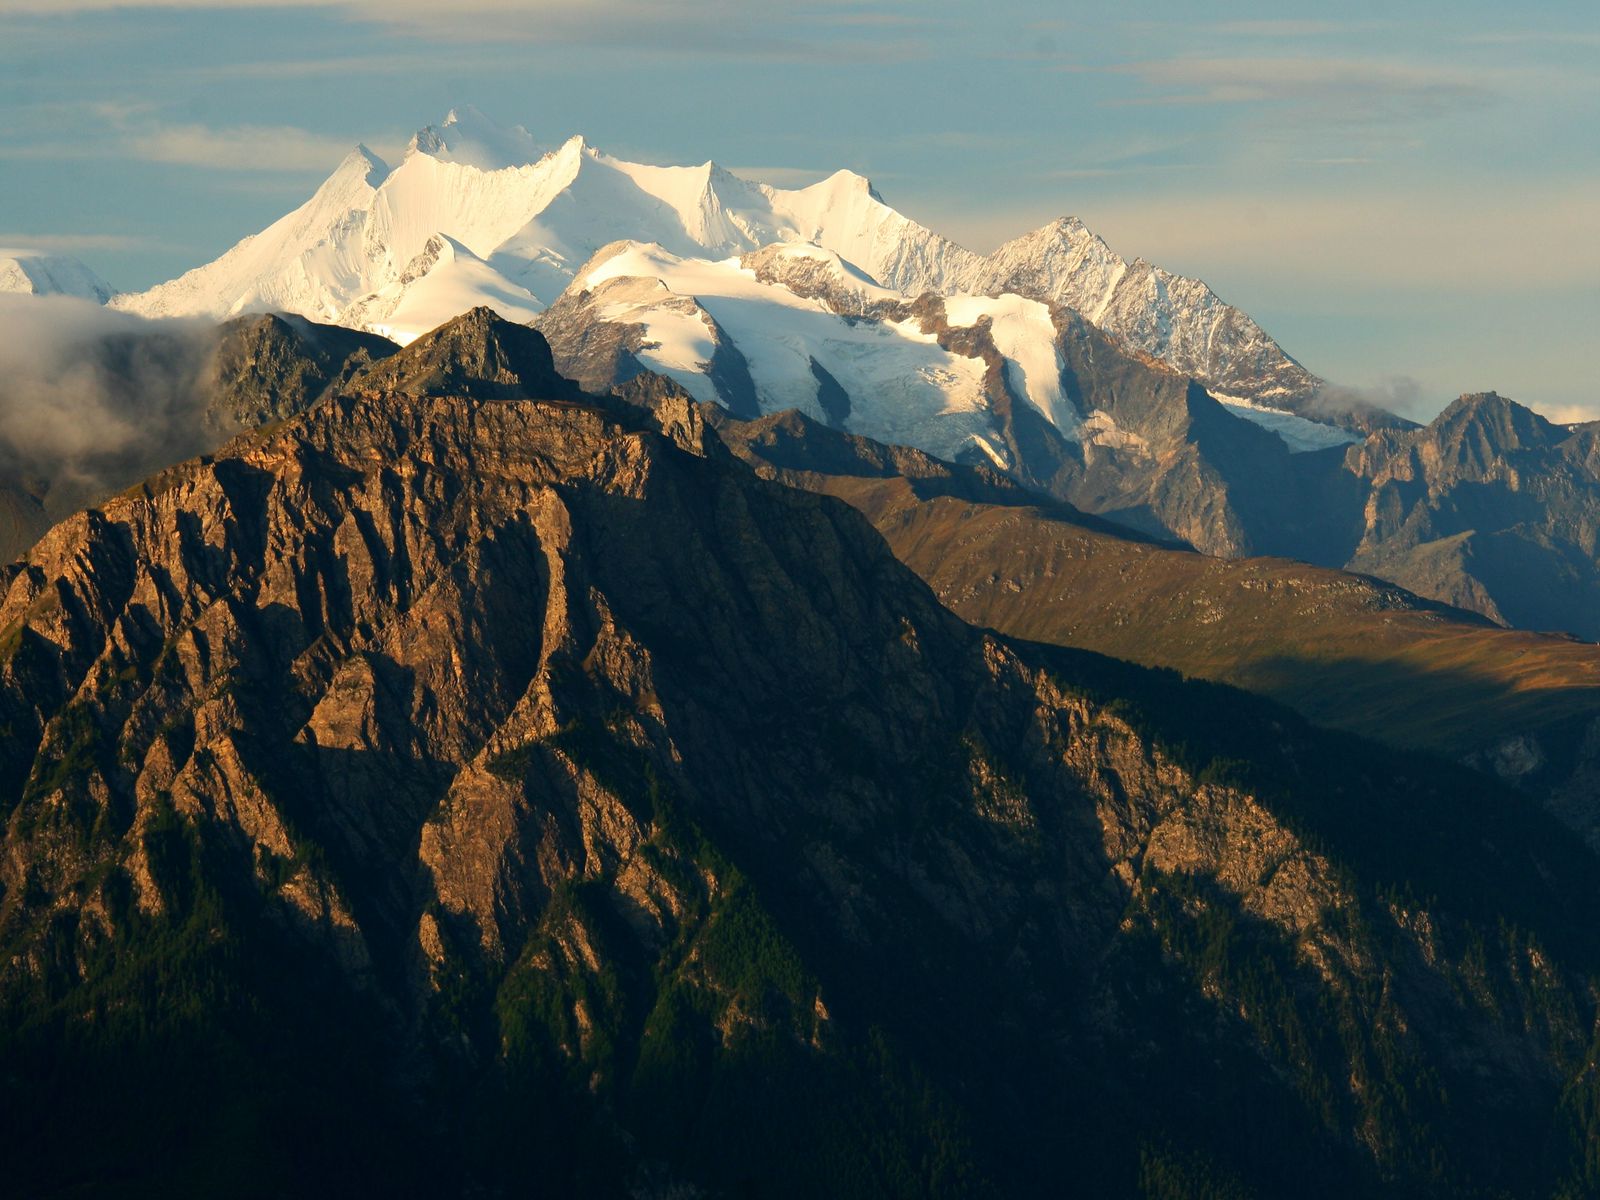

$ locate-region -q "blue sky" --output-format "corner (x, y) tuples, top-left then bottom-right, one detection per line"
(1, 0), (1595, 419)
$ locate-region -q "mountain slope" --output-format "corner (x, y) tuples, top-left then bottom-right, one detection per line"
(538, 248), (1358, 558)
(710, 406), (1600, 837)
(1338, 393), (1600, 637)
(2, 316), (1600, 1196)
(950, 218), (1321, 410)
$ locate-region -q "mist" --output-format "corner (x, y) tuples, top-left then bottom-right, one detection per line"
(0, 295), (223, 518)
(1310, 375), (1434, 426)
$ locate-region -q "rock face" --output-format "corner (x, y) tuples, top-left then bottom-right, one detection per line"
(949, 217), (1320, 409)
(203, 311), (396, 429)
(2, 315), (1599, 1197)
(1336, 393), (1600, 637)
(350, 304), (578, 400)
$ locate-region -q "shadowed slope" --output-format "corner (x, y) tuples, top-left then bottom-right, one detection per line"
(714, 406), (1600, 834)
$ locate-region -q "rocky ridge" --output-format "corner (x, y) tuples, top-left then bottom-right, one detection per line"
(0, 312), (396, 565)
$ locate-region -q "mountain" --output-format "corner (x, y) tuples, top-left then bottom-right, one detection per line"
(709, 405), (1600, 839)
(3, 311), (1600, 1197)
(537, 242), (1360, 558)
(948, 217), (1321, 409)
(351, 303), (579, 400)
(112, 107), (1331, 414)
(0, 311), (394, 563)
(0, 248), (114, 302)
(1335, 393), (1600, 637)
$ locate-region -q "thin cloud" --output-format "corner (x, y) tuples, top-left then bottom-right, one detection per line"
(0, 232), (152, 252)
(1460, 31), (1600, 48)
(726, 165), (832, 188)
(1073, 182), (1600, 293)
(1207, 20), (1399, 38)
(129, 122), (358, 171)
(0, 0), (937, 57)
(1103, 56), (1495, 118)
(179, 52), (499, 80)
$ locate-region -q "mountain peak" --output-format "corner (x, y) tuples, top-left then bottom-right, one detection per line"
(407, 106), (546, 170)
(1428, 392), (1560, 456)
(811, 168), (883, 204)
(0, 248), (116, 302)
(353, 306), (581, 400)
(342, 143), (391, 184)
(1046, 215), (1091, 236)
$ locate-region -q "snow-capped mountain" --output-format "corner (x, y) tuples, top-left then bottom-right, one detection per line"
(534, 238), (1354, 465)
(952, 219), (1319, 404)
(113, 107), (1321, 410)
(0, 249), (115, 303)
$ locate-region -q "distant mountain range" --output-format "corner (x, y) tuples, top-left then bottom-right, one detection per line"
(9, 109), (1600, 638)
(108, 106), (1332, 416)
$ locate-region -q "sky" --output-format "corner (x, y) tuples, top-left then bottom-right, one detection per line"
(0, 0), (1595, 420)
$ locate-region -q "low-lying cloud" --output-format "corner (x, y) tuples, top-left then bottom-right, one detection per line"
(0, 295), (221, 517)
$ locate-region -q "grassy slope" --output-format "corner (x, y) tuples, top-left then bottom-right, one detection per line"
(800, 472), (1600, 764)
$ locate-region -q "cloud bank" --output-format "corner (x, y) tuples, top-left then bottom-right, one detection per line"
(0, 296), (221, 517)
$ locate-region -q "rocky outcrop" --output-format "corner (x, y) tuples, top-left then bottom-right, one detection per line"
(1337, 393), (1600, 637)
(350, 304), (577, 400)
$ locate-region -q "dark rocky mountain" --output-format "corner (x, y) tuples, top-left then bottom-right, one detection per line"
(0, 312), (395, 564)
(352, 304), (580, 401)
(1338, 393), (1600, 638)
(3, 312), (1600, 1197)
(710, 406), (1600, 843)
(204, 311), (397, 427)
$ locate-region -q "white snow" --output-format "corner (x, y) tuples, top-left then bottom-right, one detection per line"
(341, 233), (541, 345)
(1211, 393), (1360, 453)
(105, 105), (1330, 450)
(110, 107), (1308, 406)
(111, 110), (976, 345)
(944, 294), (1075, 434)
(577, 242), (995, 461)
(0, 249), (115, 303)
(1078, 410), (1151, 457)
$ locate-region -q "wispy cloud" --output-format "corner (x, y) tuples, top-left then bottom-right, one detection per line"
(725, 165), (832, 188)
(1207, 20), (1388, 37)
(1460, 31), (1600, 48)
(178, 51), (495, 80)
(127, 122), (357, 171)
(0, 0), (936, 57)
(1102, 56), (1495, 119)
(0, 100), (376, 174)
(0, 232), (153, 252)
(1075, 180), (1600, 293)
